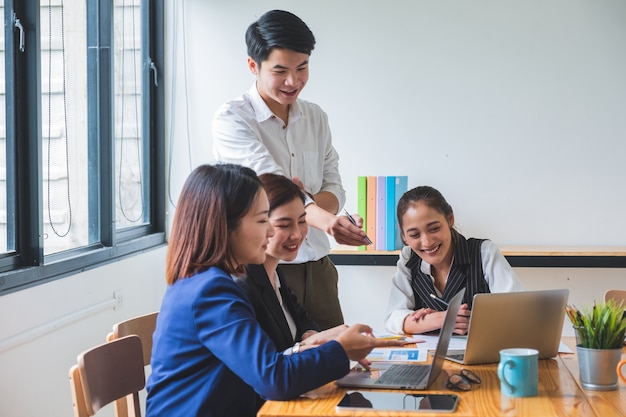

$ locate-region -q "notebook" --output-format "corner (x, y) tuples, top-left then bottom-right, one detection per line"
(445, 289), (569, 365)
(335, 288), (465, 390)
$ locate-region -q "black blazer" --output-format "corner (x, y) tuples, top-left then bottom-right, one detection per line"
(238, 264), (320, 351)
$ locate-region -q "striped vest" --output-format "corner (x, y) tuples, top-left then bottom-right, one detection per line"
(407, 230), (489, 310)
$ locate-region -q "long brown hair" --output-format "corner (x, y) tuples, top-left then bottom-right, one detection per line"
(166, 164), (262, 284)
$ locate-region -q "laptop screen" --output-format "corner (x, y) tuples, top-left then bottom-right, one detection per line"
(426, 288), (466, 386)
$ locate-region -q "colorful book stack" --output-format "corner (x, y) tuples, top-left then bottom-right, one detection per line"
(355, 176), (408, 251)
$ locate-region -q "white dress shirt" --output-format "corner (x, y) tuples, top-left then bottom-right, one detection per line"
(213, 84), (346, 263)
(384, 240), (526, 334)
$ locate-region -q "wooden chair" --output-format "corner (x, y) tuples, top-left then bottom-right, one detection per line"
(604, 289), (626, 308)
(106, 311), (158, 417)
(69, 335), (145, 417)
(106, 311), (159, 366)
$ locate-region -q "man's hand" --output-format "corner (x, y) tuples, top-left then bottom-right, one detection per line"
(328, 214), (371, 246)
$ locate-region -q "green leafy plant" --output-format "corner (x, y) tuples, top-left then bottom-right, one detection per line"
(566, 299), (626, 349)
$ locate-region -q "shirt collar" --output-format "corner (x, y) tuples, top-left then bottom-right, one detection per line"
(248, 83), (302, 123)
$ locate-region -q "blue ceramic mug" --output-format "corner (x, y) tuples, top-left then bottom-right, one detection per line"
(497, 348), (539, 397)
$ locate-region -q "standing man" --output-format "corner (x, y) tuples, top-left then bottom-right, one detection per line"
(212, 9), (368, 329)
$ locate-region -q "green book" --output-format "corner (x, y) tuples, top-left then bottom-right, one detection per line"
(356, 176), (367, 250)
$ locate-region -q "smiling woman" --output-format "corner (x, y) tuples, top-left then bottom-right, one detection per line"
(384, 185), (525, 336)
(147, 164), (403, 417)
(237, 173), (320, 352)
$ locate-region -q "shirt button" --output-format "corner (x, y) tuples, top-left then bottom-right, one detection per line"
(282, 125), (286, 129)
(291, 153), (295, 157)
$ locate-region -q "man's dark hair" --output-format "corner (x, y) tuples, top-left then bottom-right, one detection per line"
(245, 10), (316, 65)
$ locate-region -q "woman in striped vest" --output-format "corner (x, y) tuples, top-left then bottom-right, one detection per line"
(384, 186), (524, 335)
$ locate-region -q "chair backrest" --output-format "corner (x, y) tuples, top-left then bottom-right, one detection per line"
(107, 311), (159, 366)
(106, 311), (158, 417)
(604, 289), (626, 308)
(69, 365), (89, 417)
(69, 335), (145, 417)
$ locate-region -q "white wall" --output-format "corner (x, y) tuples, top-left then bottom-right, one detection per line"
(167, 0), (626, 247)
(0, 247), (167, 417)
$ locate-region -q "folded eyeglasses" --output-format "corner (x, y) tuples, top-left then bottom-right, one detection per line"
(446, 369), (481, 391)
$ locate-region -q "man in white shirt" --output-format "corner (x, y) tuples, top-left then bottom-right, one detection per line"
(212, 10), (369, 329)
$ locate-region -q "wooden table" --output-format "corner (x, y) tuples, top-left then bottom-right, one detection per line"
(257, 338), (626, 417)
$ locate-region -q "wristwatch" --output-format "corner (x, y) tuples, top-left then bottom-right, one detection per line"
(283, 342), (302, 356)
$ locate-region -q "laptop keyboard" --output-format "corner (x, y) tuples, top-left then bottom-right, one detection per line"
(375, 364), (429, 385)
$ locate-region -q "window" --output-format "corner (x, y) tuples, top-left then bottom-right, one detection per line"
(0, 0), (165, 294)
(0, 5), (8, 254)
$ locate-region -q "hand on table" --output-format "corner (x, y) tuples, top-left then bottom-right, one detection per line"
(403, 303), (471, 335)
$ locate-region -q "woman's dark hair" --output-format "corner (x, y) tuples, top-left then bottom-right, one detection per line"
(258, 173), (305, 214)
(166, 164), (262, 284)
(396, 185), (454, 230)
(245, 10), (316, 65)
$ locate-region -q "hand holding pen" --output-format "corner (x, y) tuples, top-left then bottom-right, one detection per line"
(343, 209), (373, 245)
(429, 293), (472, 334)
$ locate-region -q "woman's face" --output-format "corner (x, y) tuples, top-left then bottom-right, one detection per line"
(230, 189), (274, 267)
(266, 197), (307, 262)
(400, 200), (454, 268)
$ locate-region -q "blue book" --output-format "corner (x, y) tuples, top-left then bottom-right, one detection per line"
(385, 176), (397, 250)
(376, 176), (386, 251)
(394, 176), (408, 249)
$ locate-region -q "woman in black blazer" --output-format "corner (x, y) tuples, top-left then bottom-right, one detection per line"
(241, 263), (319, 351)
(237, 173), (348, 352)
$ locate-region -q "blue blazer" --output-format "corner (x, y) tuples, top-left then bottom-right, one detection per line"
(146, 266), (349, 417)
(238, 264), (320, 351)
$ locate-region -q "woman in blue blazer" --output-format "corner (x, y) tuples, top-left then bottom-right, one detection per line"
(146, 164), (401, 417)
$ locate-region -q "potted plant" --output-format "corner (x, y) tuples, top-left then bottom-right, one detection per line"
(566, 299), (626, 390)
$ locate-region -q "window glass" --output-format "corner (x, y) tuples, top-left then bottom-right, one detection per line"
(114, 0), (148, 230)
(41, 1), (90, 254)
(0, 3), (11, 254)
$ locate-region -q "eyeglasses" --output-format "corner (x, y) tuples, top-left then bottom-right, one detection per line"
(446, 369), (481, 391)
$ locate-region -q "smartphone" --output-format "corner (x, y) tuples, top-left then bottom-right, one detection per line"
(336, 390), (459, 413)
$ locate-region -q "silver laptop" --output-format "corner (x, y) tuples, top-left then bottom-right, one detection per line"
(445, 289), (569, 365)
(335, 288), (465, 390)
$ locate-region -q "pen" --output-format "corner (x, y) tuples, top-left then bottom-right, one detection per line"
(343, 209), (373, 245)
(376, 335), (407, 341)
(429, 293), (449, 307)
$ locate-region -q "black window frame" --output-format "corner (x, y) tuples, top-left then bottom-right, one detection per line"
(0, 0), (165, 296)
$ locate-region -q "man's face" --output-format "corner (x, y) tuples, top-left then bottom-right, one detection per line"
(248, 48), (310, 114)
